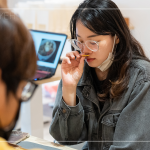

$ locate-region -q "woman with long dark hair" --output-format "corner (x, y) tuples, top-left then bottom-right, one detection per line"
(50, 0), (150, 149)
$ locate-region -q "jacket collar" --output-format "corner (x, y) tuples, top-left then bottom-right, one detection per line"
(77, 62), (113, 114)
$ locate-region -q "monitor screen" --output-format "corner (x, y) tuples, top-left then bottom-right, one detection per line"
(30, 30), (67, 69)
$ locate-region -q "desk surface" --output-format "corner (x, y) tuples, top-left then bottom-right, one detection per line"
(24, 136), (76, 150)
(35, 65), (61, 85)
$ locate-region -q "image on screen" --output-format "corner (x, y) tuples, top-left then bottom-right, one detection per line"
(37, 39), (61, 63)
(30, 30), (67, 69)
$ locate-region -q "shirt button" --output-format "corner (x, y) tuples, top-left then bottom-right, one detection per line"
(62, 109), (66, 113)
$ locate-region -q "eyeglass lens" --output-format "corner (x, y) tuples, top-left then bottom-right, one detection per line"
(21, 82), (37, 101)
(72, 40), (98, 52)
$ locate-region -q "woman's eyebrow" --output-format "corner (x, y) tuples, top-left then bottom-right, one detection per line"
(76, 34), (99, 38)
(87, 35), (99, 38)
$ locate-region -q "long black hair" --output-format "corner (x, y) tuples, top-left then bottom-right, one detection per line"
(70, 0), (150, 99)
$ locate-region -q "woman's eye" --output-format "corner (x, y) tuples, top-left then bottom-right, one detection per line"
(90, 42), (96, 45)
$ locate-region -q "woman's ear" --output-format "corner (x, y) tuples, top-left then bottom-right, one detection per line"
(115, 35), (120, 44)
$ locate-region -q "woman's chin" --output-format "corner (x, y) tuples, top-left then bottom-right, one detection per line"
(86, 61), (99, 68)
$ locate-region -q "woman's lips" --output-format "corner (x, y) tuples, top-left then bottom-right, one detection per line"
(86, 58), (95, 62)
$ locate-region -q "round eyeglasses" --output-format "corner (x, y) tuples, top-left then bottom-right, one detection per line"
(68, 39), (100, 52)
(21, 81), (38, 102)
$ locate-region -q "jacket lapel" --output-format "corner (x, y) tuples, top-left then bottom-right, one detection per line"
(77, 62), (100, 112)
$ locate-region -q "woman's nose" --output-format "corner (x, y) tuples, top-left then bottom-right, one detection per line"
(82, 44), (92, 54)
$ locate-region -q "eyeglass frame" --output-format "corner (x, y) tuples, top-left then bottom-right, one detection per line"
(68, 39), (101, 52)
(19, 80), (38, 102)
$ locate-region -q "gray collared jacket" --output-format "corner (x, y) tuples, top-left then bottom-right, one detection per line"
(49, 57), (150, 150)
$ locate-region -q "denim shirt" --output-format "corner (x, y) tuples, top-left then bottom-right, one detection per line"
(49, 57), (150, 150)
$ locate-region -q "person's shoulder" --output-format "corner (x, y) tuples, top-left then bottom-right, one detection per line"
(130, 57), (150, 83)
(0, 137), (18, 150)
(130, 57), (150, 74)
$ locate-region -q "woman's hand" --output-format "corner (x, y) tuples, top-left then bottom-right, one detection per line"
(61, 51), (85, 88)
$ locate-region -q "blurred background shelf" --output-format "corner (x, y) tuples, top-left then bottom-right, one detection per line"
(10, 1), (135, 39)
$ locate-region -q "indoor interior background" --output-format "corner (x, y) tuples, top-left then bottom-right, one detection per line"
(5, 0), (150, 149)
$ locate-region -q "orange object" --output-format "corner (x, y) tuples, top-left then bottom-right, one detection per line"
(81, 55), (89, 57)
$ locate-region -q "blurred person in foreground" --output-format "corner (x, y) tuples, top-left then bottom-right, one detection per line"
(0, 0), (7, 8)
(0, 6), (41, 150)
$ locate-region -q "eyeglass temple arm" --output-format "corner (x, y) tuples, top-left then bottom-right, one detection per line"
(68, 39), (81, 51)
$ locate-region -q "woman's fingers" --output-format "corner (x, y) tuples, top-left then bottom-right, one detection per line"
(62, 57), (71, 64)
(66, 51), (81, 59)
(62, 51), (85, 71)
(79, 56), (85, 71)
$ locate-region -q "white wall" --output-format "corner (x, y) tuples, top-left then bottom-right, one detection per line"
(7, 0), (44, 8)
(113, 0), (150, 58)
(8, 0), (150, 58)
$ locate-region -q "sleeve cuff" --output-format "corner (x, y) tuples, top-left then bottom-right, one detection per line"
(59, 95), (83, 116)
